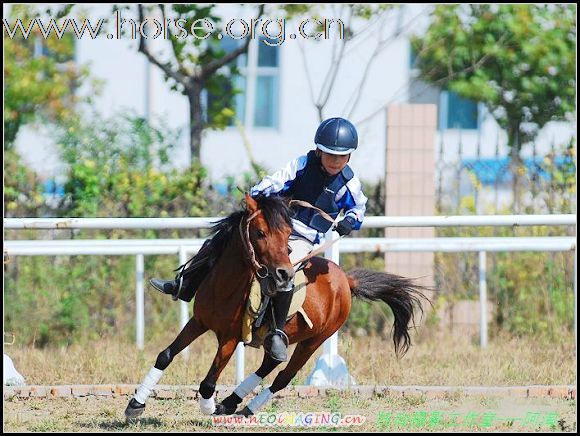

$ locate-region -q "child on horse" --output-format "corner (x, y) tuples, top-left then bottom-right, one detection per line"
(150, 117), (368, 362)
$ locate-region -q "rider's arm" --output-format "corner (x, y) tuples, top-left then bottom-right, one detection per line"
(335, 176), (367, 230)
(250, 154), (308, 197)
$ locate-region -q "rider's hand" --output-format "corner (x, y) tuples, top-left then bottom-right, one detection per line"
(335, 217), (354, 236)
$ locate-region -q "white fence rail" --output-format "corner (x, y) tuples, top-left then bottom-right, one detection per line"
(4, 237), (575, 255)
(5, 214), (576, 229)
(4, 215), (577, 385)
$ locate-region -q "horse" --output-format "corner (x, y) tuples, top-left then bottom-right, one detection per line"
(125, 193), (430, 419)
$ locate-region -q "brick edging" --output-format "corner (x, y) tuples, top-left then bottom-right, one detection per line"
(3, 385), (576, 400)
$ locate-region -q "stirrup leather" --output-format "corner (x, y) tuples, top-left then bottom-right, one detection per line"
(171, 274), (184, 301)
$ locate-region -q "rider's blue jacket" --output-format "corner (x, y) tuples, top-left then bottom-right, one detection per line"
(250, 150), (367, 244)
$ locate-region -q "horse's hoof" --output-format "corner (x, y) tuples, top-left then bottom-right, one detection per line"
(239, 406), (253, 417)
(124, 398), (145, 423)
(213, 403), (238, 416)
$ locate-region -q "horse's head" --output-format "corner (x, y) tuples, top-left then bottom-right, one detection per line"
(243, 193), (294, 290)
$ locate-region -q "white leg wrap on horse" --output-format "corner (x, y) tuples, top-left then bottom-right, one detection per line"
(200, 394), (216, 415)
(134, 367), (163, 404)
(247, 388), (274, 414)
(233, 372), (262, 399)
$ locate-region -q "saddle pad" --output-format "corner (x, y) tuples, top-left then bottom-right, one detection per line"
(243, 270), (313, 344)
(287, 270), (313, 328)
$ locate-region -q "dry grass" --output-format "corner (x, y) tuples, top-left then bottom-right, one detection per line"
(3, 394), (577, 432)
(5, 330), (576, 387)
(4, 332), (577, 433)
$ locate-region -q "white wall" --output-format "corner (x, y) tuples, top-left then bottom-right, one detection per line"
(9, 4), (576, 186)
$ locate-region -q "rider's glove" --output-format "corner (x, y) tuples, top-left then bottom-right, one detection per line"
(335, 217), (355, 236)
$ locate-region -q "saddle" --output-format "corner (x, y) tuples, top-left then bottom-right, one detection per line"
(242, 269), (313, 348)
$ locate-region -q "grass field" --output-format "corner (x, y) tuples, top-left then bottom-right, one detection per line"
(3, 393), (576, 432)
(4, 331), (577, 432)
(4, 331), (576, 386)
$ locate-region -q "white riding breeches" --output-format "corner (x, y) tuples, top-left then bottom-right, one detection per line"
(288, 235), (316, 266)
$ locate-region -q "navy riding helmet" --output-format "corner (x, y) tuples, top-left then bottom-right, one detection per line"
(314, 117), (358, 155)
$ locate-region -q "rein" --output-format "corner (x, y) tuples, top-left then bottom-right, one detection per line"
(239, 209), (269, 278)
(292, 234), (345, 267)
(288, 199), (344, 267)
(239, 208), (280, 298)
(240, 199), (347, 278)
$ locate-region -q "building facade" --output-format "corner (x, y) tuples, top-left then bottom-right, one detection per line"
(8, 4), (575, 196)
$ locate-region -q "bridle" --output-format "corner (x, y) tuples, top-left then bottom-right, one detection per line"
(239, 209), (270, 279)
(239, 208), (290, 298)
(239, 200), (344, 290)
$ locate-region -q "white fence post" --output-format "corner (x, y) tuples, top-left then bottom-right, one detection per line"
(136, 254), (145, 350)
(479, 251), (488, 348)
(574, 245), (577, 342)
(307, 230), (355, 386)
(235, 342), (245, 385)
(324, 231), (340, 370)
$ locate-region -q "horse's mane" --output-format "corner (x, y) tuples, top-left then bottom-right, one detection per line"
(208, 194), (292, 260)
(175, 195), (292, 301)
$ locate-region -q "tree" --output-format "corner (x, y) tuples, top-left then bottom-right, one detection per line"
(3, 4), (93, 147)
(125, 4), (265, 163)
(411, 4), (576, 156)
(284, 4), (400, 122)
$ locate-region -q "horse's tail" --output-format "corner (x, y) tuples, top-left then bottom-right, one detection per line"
(347, 268), (432, 358)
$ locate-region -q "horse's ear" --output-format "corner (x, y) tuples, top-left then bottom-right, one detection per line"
(245, 192), (258, 214)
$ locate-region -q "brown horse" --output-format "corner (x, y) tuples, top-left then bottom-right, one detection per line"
(125, 193), (430, 419)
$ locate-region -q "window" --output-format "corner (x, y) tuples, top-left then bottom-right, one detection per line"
(440, 90), (479, 130)
(207, 36), (280, 129)
(253, 38), (279, 128)
(409, 45), (479, 131)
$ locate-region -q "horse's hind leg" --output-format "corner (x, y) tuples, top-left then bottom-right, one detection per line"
(240, 335), (327, 416)
(215, 352), (282, 415)
(124, 316), (207, 421)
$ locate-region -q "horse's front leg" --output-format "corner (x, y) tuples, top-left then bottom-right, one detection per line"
(240, 335), (328, 417)
(215, 352), (282, 415)
(198, 336), (239, 415)
(124, 316), (207, 421)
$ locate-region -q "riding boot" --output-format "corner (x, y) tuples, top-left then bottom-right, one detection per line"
(149, 238), (214, 301)
(149, 276), (182, 301)
(264, 288), (294, 362)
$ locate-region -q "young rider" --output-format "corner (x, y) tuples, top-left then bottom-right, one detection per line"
(150, 117), (368, 362)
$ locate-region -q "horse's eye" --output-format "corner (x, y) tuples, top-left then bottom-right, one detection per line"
(256, 229), (266, 238)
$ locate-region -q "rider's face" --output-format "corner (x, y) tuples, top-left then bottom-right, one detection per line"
(319, 151), (350, 176)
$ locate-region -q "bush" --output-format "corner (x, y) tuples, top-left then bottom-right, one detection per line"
(435, 143), (576, 338)
(4, 149), (50, 217)
(5, 112), (215, 346)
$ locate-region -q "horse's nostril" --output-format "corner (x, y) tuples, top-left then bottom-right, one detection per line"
(276, 268), (294, 283)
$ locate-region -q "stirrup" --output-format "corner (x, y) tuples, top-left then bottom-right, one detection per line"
(264, 329), (289, 347)
(171, 274), (184, 301)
